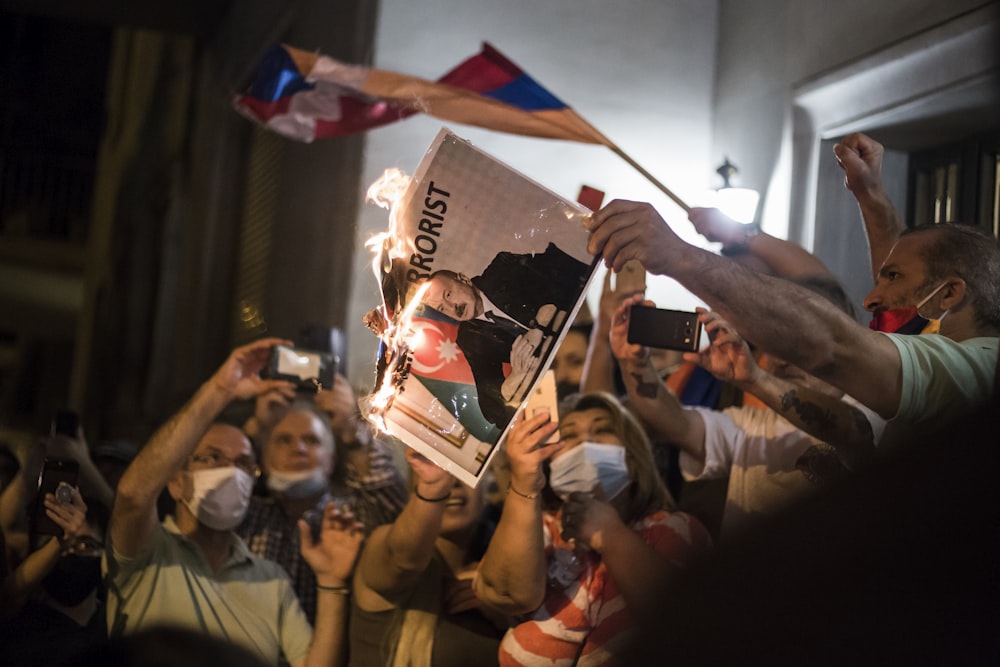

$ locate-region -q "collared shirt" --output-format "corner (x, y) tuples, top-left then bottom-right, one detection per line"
(238, 435), (407, 623)
(104, 517), (312, 666)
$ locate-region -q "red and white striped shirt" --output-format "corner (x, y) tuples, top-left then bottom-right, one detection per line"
(499, 509), (711, 666)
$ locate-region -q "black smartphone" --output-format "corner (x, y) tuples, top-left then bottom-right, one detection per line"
(51, 409), (79, 438)
(32, 458), (80, 536)
(627, 305), (704, 352)
(264, 345), (337, 390)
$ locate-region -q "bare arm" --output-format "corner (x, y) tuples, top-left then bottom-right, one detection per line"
(688, 207), (833, 279)
(745, 376), (875, 468)
(686, 311), (875, 467)
(298, 502), (364, 667)
(609, 296), (706, 462)
(588, 200), (903, 418)
(833, 133), (905, 279)
(580, 271), (620, 394)
(110, 338), (292, 559)
(474, 413), (562, 615)
(43, 433), (115, 513)
(560, 493), (682, 622)
(354, 449), (453, 604)
(1, 487), (89, 619)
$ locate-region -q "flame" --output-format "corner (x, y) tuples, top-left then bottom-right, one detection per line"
(366, 167), (411, 211)
(365, 281), (433, 430)
(361, 167), (433, 434)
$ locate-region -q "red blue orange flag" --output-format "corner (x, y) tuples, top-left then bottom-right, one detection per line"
(234, 42), (610, 146)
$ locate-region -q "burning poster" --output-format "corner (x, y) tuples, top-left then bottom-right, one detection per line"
(365, 129), (599, 486)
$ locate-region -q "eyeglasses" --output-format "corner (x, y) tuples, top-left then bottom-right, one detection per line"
(188, 450), (260, 478)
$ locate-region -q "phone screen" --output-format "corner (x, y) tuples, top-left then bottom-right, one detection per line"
(32, 459), (80, 535)
(276, 347), (322, 378)
(268, 345), (337, 389)
(627, 306), (704, 352)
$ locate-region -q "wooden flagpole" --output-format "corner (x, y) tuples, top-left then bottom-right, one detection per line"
(607, 143), (691, 213)
(562, 110), (692, 213)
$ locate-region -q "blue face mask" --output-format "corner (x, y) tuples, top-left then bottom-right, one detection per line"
(548, 442), (630, 500)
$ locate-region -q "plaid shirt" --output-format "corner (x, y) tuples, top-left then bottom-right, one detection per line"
(237, 436), (407, 624)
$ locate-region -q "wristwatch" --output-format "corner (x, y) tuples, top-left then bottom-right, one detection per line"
(720, 222), (760, 256)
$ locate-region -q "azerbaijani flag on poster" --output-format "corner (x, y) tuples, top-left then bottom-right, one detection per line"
(406, 305), (501, 443)
(234, 42), (610, 146)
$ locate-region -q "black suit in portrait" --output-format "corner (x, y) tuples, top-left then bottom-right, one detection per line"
(456, 316), (525, 428)
(471, 242), (592, 330)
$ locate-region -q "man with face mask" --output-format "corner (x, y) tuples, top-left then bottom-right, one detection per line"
(105, 338), (365, 667)
(238, 378), (406, 625)
(588, 188), (1000, 454)
(835, 132), (971, 340)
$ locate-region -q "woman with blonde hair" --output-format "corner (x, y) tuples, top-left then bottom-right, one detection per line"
(474, 392), (711, 666)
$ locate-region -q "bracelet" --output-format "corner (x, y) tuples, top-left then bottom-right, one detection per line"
(316, 584), (351, 595)
(507, 482), (539, 500)
(414, 487), (451, 503)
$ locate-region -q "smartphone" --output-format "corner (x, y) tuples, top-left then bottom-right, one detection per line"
(524, 370), (560, 444)
(32, 458), (80, 536)
(615, 260), (647, 296)
(51, 409), (79, 438)
(627, 305), (704, 352)
(264, 345), (337, 390)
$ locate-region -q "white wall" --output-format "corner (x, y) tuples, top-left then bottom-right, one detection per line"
(712, 0), (998, 310)
(345, 0), (721, 386)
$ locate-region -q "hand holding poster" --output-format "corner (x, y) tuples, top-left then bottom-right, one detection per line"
(365, 129), (599, 486)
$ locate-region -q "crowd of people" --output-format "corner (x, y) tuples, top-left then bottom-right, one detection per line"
(0, 132), (997, 666)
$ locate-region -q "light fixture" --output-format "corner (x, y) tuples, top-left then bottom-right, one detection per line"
(714, 157), (759, 225)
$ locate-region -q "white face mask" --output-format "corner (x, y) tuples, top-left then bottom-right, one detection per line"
(548, 442), (630, 500)
(182, 467), (254, 531)
(265, 468), (328, 499)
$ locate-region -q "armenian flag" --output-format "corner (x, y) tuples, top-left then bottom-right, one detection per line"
(234, 42), (610, 146)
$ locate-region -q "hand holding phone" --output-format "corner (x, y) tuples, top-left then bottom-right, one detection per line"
(263, 345), (338, 391)
(627, 305), (704, 352)
(32, 458), (80, 536)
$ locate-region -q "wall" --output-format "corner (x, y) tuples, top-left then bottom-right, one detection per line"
(712, 0), (998, 310)
(345, 0), (720, 388)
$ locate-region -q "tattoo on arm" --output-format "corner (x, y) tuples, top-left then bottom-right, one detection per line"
(631, 372), (661, 399)
(779, 390), (836, 434)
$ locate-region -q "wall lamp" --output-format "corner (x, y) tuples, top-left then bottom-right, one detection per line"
(714, 157), (759, 225)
